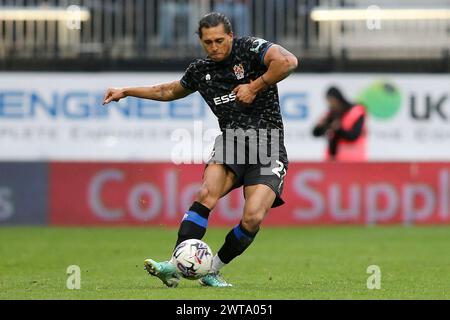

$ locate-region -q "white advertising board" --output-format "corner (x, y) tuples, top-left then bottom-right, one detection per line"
(0, 72), (449, 161)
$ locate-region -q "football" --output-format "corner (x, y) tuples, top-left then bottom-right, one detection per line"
(171, 239), (213, 280)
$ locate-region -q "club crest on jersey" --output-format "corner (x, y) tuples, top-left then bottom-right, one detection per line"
(233, 63), (245, 80)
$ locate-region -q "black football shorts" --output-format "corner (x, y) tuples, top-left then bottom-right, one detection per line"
(206, 132), (288, 208)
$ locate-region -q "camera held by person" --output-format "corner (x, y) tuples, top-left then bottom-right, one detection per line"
(312, 86), (367, 161)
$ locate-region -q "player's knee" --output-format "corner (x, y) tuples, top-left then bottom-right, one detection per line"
(242, 205), (267, 231)
(195, 186), (218, 209)
(196, 185), (209, 200)
(241, 216), (263, 233)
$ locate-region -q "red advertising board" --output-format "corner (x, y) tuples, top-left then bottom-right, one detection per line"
(49, 162), (450, 226)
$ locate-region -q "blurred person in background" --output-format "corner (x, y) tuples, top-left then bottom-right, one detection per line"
(312, 86), (367, 161)
(213, 0), (251, 37)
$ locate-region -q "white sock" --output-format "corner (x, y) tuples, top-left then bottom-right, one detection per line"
(210, 254), (226, 273)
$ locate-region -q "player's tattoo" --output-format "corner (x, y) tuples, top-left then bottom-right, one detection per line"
(158, 86), (165, 100)
(277, 46), (297, 74)
(278, 46), (293, 57)
(260, 75), (271, 87)
(154, 81), (181, 100)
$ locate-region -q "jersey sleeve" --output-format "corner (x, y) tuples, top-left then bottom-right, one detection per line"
(180, 61), (199, 92)
(242, 36), (273, 66)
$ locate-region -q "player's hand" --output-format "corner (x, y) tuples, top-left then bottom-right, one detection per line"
(326, 128), (335, 139)
(232, 83), (257, 106)
(330, 119), (341, 131)
(102, 87), (126, 105)
(317, 117), (328, 128)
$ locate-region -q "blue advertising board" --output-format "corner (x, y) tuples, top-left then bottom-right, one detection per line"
(0, 163), (48, 225)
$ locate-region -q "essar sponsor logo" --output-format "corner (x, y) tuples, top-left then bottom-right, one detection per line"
(213, 93), (237, 106)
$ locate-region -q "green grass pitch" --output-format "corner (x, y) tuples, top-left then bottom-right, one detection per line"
(1, 226), (450, 299)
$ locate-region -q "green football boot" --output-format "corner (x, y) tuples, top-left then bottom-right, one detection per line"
(199, 272), (233, 287)
(144, 259), (180, 288)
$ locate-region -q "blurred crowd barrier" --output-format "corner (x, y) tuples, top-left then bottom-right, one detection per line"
(0, 0), (449, 62)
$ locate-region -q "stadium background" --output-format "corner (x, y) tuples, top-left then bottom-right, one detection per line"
(1, 0), (450, 299)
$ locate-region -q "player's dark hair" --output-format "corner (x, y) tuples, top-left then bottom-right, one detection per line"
(197, 12), (233, 38)
(326, 86), (353, 110)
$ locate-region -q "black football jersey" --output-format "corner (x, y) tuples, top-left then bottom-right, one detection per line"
(180, 37), (285, 136)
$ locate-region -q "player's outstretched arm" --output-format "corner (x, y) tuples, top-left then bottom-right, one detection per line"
(102, 80), (193, 105)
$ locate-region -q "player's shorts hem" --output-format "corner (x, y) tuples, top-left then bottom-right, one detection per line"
(205, 161), (239, 178)
(243, 180), (285, 208)
(204, 162), (242, 194)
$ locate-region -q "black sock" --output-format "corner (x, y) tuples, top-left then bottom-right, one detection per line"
(174, 201), (211, 250)
(217, 221), (259, 264)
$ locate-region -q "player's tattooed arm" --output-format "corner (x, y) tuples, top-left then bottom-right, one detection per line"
(102, 81), (193, 104)
(249, 44), (298, 93)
